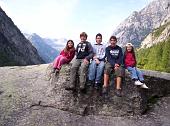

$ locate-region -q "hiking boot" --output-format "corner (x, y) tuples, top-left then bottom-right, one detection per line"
(140, 83), (149, 89)
(65, 85), (75, 91)
(102, 86), (108, 95)
(134, 80), (143, 86)
(115, 89), (122, 97)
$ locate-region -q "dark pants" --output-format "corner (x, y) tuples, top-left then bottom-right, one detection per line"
(70, 59), (89, 89)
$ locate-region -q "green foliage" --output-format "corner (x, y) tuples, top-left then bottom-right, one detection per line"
(137, 37), (170, 73)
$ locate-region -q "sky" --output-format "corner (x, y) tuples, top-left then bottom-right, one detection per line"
(0, 0), (153, 43)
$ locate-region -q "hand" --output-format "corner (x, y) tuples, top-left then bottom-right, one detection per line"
(83, 58), (89, 64)
(95, 59), (100, 64)
(114, 64), (120, 70)
(93, 56), (97, 60)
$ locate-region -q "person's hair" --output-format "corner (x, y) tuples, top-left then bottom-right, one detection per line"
(80, 32), (88, 38)
(124, 43), (136, 61)
(96, 33), (102, 39)
(64, 40), (75, 52)
(109, 36), (117, 41)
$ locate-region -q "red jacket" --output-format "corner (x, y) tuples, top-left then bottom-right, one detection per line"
(124, 52), (136, 68)
(60, 49), (75, 62)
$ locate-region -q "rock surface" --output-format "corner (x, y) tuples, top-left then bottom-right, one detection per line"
(0, 64), (170, 126)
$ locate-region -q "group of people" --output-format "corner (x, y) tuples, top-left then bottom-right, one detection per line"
(52, 32), (148, 97)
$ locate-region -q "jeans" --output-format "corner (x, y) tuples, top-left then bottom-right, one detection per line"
(88, 60), (105, 83)
(127, 67), (144, 81)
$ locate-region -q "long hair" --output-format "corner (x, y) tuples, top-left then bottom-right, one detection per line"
(124, 45), (137, 63)
(64, 40), (75, 52)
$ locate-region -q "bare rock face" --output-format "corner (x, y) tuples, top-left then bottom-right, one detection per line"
(0, 7), (44, 66)
(112, 0), (170, 47)
(0, 64), (170, 126)
(140, 21), (170, 48)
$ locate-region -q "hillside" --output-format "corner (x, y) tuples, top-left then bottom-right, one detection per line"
(137, 20), (170, 72)
(25, 33), (60, 63)
(0, 7), (44, 66)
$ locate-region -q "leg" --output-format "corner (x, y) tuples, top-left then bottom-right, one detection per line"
(135, 68), (144, 82)
(56, 56), (69, 70)
(95, 61), (105, 83)
(103, 62), (112, 87)
(69, 59), (81, 89)
(88, 60), (97, 81)
(53, 55), (63, 69)
(114, 66), (124, 90)
(79, 61), (89, 89)
(127, 67), (138, 80)
(114, 66), (124, 97)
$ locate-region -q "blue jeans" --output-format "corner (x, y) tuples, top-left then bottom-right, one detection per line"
(127, 67), (144, 81)
(88, 60), (105, 83)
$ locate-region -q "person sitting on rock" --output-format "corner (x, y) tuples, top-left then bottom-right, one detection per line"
(124, 42), (148, 89)
(103, 36), (124, 97)
(52, 40), (75, 73)
(88, 33), (106, 90)
(66, 32), (93, 92)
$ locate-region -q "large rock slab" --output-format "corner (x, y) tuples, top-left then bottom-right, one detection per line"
(0, 64), (170, 126)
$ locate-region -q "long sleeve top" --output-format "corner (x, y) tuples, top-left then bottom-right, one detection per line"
(105, 45), (123, 66)
(60, 49), (75, 62)
(75, 41), (93, 61)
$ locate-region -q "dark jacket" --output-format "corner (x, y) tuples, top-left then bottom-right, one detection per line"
(105, 45), (123, 66)
(75, 41), (93, 61)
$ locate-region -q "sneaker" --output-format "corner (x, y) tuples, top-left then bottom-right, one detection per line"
(140, 83), (149, 89)
(115, 89), (122, 97)
(134, 80), (143, 86)
(52, 68), (56, 73)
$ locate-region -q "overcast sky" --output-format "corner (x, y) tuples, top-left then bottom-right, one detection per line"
(0, 0), (153, 43)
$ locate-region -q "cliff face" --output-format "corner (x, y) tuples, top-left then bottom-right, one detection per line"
(0, 7), (44, 66)
(141, 21), (170, 48)
(112, 0), (170, 47)
(0, 64), (170, 126)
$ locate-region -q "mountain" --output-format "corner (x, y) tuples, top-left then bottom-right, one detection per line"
(137, 20), (170, 72)
(43, 38), (67, 50)
(0, 7), (44, 66)
(25, 33), (61, 63)
(141, 21), (170, 48)
(112, 0), (170, 47)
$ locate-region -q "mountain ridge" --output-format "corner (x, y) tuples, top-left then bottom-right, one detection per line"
(0, 7), (44, 66)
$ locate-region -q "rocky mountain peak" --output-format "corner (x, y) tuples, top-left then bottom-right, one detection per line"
(113, 0), (170, 47)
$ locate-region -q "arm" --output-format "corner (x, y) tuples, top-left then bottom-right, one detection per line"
(60, 50), (64, 55)
(116, 47), (123, 65)
(85, 42), (94, 61)
(67, 50), (75, 62)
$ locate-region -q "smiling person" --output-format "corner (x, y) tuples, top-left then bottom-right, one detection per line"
(103, 36), (124, 97)
(124, 42), (148, 89)
(52, 40), (75, 73)
(66, 32), (93, 92)
(88, 33), (106, 90)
